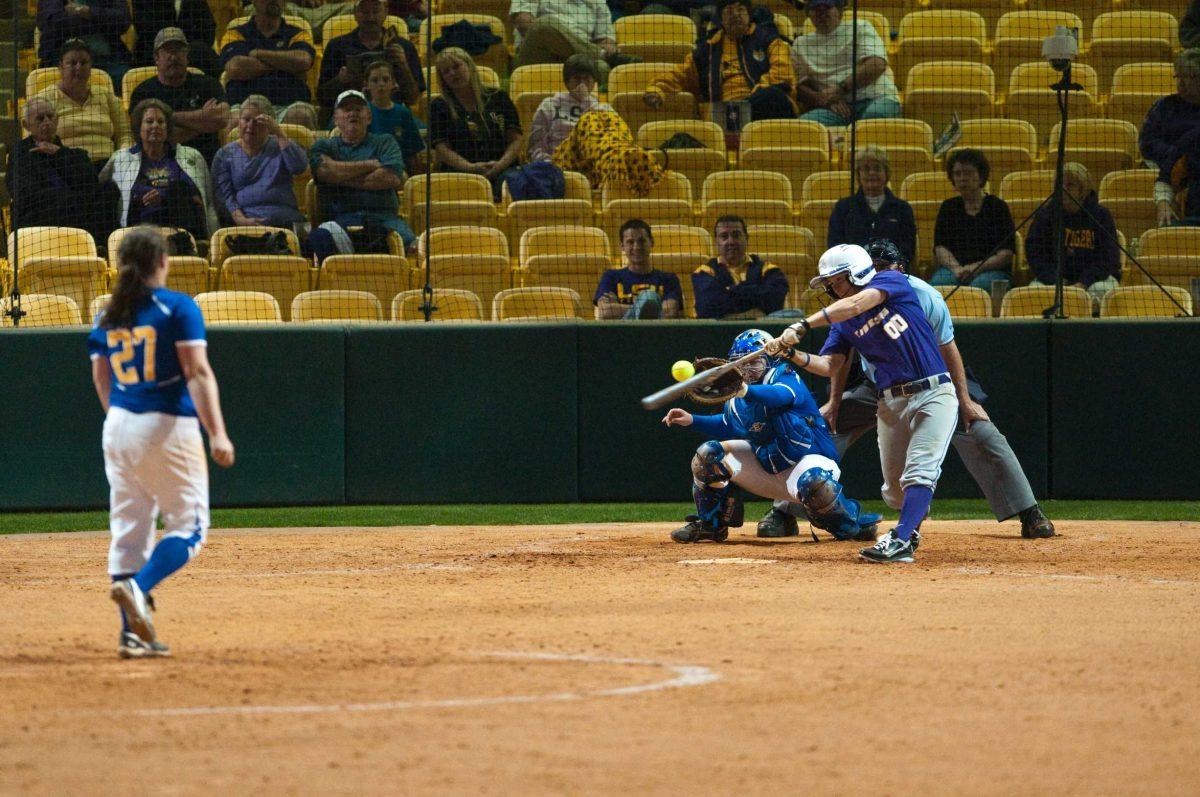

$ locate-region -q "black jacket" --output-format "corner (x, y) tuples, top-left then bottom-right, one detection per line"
(6, 135), (99, 229)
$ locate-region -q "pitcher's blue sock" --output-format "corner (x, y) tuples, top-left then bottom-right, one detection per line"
(895, 485), (933, 541)
(134, 533), (200, 593)
(111, 574), (134, 632)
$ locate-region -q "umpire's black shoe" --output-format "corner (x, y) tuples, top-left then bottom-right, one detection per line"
(1019, 505), (1056, 539)
(671, 515), (729, 543)
(757, 508), (799, 538)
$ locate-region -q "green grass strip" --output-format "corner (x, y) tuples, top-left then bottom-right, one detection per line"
(1, 500), (1197, 535)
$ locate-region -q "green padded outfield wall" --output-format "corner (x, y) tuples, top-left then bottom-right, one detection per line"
(0, 320), (1193, 510)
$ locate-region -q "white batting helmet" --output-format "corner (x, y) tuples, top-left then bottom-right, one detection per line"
(809, 244), (876, 290)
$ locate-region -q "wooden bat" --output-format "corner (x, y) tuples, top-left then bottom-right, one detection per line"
(640, 347), (768, 411)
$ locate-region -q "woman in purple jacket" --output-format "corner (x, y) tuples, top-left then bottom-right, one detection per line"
(211, 94), (308, 227)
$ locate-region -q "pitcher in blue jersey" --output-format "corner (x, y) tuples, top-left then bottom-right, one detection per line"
(662, 329), (881, 544)
(88, 226), (235, 658)
(770, 244), (958, 563)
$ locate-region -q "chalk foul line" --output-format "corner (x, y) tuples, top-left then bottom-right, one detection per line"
(127, 651), (721, 718)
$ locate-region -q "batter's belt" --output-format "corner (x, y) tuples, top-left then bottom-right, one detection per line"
(878, 373), (951, 399)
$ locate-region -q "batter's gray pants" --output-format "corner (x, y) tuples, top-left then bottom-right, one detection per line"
(775, 381), (1038, 522)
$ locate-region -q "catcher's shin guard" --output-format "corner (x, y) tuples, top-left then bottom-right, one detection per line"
(692, 482), (744, 532)
(796, 468), (881, 541)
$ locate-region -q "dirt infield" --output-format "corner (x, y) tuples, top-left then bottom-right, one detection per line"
(2, 520), (1198, 795)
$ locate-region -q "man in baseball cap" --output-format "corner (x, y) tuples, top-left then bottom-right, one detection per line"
(129, 26), (229, 164)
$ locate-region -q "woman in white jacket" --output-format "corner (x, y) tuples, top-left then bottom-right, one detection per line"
(526, 54), (613, 163)
(100, 98), (219, 242)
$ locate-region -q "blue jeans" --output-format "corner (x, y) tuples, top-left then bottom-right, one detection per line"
(623, 289), (662, 319)
(929, 267), (1010, 291)
(801, 96), (902, 127)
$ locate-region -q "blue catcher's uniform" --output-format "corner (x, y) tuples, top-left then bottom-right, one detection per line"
(682, 331), (880, 541)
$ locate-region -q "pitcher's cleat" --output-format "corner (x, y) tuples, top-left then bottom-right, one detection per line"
(110, 578), (156, 643)
(118, 630), (171, 659)
(671, 515), (729, 543)
(859, 529), (917, 563)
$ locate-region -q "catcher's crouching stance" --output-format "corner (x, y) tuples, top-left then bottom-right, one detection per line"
(663, 330), (881, 543)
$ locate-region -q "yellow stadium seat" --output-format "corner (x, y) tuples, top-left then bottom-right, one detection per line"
(738, 119), (831, 200)
(636, 120), (727, 201)
(1107, 63), (1175, 129)
(317, 254), (409, 307)
(418, 226), (511, 307)
(419, 15), (508, 73)
(1000, 285), (1094, 318)
(1136, 225), (1200, 287)
(922, 0), (1013, 34)
(784, 287), (833, 315)
(934, 285), (992, 318)
(509, 64), (566, 132)
(894, 11), (988, 89)
(89, 294), (110, 322)
(505, 199), (595, 251)
(993, 12), (1086, 85)
(402, 172), (497, 235)
(1023, 0), (1107, 37)
(1005, 62), (1101, 145)
(802, 11), (890, 44)
(798, 174), (847, 249)
(1099, 170), (1159, 244)
(748, 224), (816, 283)
(949, 119), (1038, 186)
(699, 170), (792, 230)
(517, 225), (611, 298)
(0, 293), (82, 327)
(900, 171), (958, 203)
(647, 224), (713, 317)
(16, 256), (108, 318)
(322, 13), (406, 43)
(209, 226), (300, 267)
(601, 170), (691, 207)
(391, 288), (484, 321)
(215, 256), (311, 321)
(492, 287), (584, 321)
(615, 14), (695, 63)
(848, 119), (935, 186)
(195, 290), (283, 324)
(164, 257), (212, 297)
(1086, 12), (1177, 93)
(8, 226), (97, 266)
(599, 200), (694, 247)
(1100, 286), (1193, 318)
(500, 170), (591, 216)
(608, 62), (699, 136)
(999, 169), (1055, 226)
(903, 61), (995, 131)
(1048, 120), (1139, 185)
(290, 290), (383, 323)
(26, 66), (112, 99)
(418, 226), (507, 258)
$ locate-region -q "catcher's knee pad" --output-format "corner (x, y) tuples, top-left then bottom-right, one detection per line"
(797, 468), (878, 541)
(691, 440), (731, 486)
(692, 482), (744, 530)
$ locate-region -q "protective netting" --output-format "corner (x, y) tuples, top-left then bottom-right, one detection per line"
(1, 0), (1196, 327)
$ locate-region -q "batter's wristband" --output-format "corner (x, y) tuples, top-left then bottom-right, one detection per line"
(787, 348), (811, 368)
(820, 308), (831, 325)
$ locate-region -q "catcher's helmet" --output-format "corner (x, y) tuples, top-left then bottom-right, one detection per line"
(865, 238), (907, 272)
(810, 244), (876, 291)
(728, 328), (776, 384)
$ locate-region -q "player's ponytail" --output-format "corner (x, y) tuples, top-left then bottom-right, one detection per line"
(101, 226), (168, 328)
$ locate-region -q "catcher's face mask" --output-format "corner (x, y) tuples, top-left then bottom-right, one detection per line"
(735, 355), (767, 384)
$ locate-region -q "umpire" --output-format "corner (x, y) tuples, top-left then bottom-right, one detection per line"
(758, 239), (1056, 540)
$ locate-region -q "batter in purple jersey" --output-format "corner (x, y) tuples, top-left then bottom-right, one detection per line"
(768, 244), (959, 563)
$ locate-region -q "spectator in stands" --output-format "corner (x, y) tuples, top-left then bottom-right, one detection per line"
(1156, 116), (1200, 228)
(643, 0), (796, 121)
(1141, 50), (1200, 172)
(510, 0), (640, 84)
(278, 101), (321, 129)
(100, 98), (219, 241)
(1183, 1), (1200, 50)
(36, 0), (132, 90)
(828, 145), (916, 265)
(693, 214), (788, 319)
(267, 0), (356, 41)
(219, 0), (316, 107)
(132, 0), (220, 77)
(791, 0), (900, 126)
(318, 0), (422, 123)
(1026, 162), (1120, 305)
(128, 29), (230, 166)
(6, 97), (109, 244)
(528, 55), (613, 163)
(211, 95), (308, 228)
(388, 0), (428, 34)
(309, 89), (415, 253)
(363, 60), (424, 176)
(929, 149), (1015, 291)
(595, 219), (682, 320)
(428, 48), (522, 202)
(37, 38), (131, 171)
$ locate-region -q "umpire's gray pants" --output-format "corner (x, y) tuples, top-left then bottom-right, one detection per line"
(775, 382), (1038, 522)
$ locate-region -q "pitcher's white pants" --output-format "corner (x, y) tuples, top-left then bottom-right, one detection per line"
(102, 407), (209, 576)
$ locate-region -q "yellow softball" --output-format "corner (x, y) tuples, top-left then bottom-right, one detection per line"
(671, 360), (695, 382)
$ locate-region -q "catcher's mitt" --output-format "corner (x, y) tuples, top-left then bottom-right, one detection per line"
(688, 357), (745, 406)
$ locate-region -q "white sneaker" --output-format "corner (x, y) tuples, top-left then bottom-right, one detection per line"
(110, 579), (156, 643)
